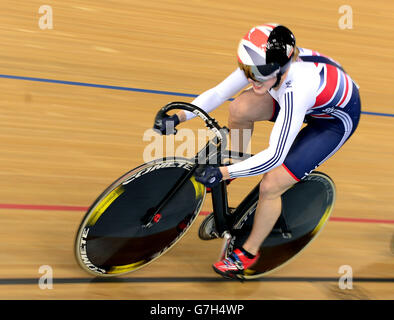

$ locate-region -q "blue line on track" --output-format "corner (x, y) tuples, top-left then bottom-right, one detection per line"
(1, 73), (393, 117)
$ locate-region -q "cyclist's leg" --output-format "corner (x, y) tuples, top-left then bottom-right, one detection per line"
(200, 90), (276, 240)
(242, 115), (360, 256)
(216, 86), (361, 274)
(241, 165), (296, 255)
(228, 88), (277, 155)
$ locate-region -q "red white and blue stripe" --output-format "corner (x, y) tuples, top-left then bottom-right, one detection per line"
(302, 50), (353, 119)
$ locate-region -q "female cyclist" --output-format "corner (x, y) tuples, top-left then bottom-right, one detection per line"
(156, 24), (361, 279)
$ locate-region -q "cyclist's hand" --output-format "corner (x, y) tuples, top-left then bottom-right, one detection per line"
(195, 166), (223, 188)
(153, 114), (180, 135)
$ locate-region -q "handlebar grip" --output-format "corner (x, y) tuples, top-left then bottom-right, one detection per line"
(152, 108), (178, 135)
(153, 108), (167, 133)
(153, 102), (226, 147)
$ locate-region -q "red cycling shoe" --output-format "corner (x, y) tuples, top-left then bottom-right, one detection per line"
(212, 248), (260, 279)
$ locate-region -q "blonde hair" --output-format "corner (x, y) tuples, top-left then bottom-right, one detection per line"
(238, 61), (255, 80)
(292, 46), (300, 61)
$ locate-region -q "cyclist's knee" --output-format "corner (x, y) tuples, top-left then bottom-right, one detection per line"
(229, 90), (274, 126)
(259, 169), (292, 200)
(228, 96), (250, 126)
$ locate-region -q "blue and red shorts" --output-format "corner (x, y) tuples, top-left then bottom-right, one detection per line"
(270, 82), (361, 181)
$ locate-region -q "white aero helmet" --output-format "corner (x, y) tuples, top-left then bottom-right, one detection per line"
(237, 24), (296, 84)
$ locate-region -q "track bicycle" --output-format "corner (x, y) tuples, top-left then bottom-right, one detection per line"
(74, 102), (336, 280)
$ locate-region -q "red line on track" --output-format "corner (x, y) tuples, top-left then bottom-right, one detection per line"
(0, 203), (393, 224)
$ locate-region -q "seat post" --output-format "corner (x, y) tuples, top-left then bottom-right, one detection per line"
(211, 180), (230, 237)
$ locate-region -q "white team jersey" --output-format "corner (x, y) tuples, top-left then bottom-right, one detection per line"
(185, 48), (356, 178)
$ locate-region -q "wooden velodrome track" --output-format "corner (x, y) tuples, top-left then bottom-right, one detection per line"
(0, 0), (393, 300)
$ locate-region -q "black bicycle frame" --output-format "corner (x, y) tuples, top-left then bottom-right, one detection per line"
(143, 102), (231, 232)
(148, 101), (291, 240)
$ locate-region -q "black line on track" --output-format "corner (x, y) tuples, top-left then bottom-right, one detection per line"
(0, 276), (393, 285)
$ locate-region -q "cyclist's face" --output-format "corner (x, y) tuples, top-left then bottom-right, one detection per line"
(248, 77), (276, 94)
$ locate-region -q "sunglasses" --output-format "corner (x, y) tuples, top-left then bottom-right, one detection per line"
(249, 63), (281, 82)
